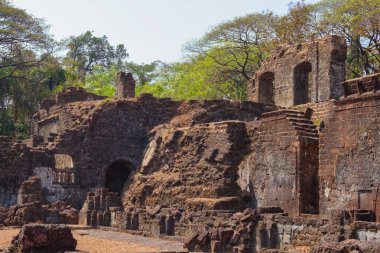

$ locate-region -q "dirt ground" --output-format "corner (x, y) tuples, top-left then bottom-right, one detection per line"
(73, 231), (159, 253)
(0, 228), (184, 253)
(0, 229), (18, 251)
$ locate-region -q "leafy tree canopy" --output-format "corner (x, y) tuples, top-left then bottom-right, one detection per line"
(0, 0), (55, 80)
(65, 31), (127, 81)
(317, 0), (380, 76)
(125, 61), (163, 86)
(84, 64), (117, 97)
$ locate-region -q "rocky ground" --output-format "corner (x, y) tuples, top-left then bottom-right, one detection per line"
(0, 228), (185, 253)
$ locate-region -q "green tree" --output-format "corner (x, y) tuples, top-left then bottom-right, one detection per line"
(65, 31), (127, 82)
(317, 0), (380, 77)
(0, 0), (60, 137)
(125, 61), (162, 86)
(274, 1), (321, 43)
(0, 0), (55, 80)
(138, 56), (242, 100)
(84, 64), (117, 97)
(0, 55), (65, 138)
(184, 12), (278, 100)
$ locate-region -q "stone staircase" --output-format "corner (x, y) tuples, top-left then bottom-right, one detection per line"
(283, 109), (319, 141)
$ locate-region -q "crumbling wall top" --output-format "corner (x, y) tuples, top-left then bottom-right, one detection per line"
(39, 87), (105, 114)
(342, 72), (380, 98)
(55, 87), (106, 105)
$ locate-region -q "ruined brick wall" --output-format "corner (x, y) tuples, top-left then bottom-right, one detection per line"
(319, 91), (380, 219)
(255, 211), (380, 252)
(17, 176), (42, 205)
(249, 36), (346, 107)
(0, 137), (31, 207)
(238, 109), (319, 216)
(78, 188), (120, 227)
(33, 88), (105, 142)
(122, 121), (250, 211)
(342, 73), (380, 97)
(38, 87), (105, 114)
(30, 93), (275, 208)
(113, 105), (319, 218)
(31, 98), (177, 207)
(293, 101), (334, 132)
(55, 87), (105, 105)
(180, 208), (380, 252)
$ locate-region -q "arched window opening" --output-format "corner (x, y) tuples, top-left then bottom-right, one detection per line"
(258, 72), (275, 104)
(294, 62), (312, 105)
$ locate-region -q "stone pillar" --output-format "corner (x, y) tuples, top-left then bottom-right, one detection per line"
(79, 188), (122, 227)
(159, 214), (166, 235)
(115, 72), (135, 98)
(103, 210), (111, 226)
(166, 215), (175, 236)
(90, 210), (98, 227)
(131, 212), (139, 230)
(99, 188), (108, 211)
(125, 212), (132, 230)
(97, 211), (104, 226)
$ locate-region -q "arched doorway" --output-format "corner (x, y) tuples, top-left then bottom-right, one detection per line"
(258, 72), (275, 104)
(105, 160), (134, 195)
(293, 62), (312, 105)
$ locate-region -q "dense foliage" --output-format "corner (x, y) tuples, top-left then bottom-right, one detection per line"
(0, 0), (61, 137)
(0, 0), (379, 137)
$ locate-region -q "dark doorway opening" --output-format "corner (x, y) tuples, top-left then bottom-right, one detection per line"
(105, 160), (133, 195)
(294, 62), (312, 105)
(258, 72), (275, 104)
(299, 144), (319, 214)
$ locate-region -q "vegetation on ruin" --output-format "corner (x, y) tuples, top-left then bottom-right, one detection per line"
(0, 0), (379, 137)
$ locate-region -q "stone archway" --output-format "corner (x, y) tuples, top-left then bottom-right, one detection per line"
(105, 160), (134, 195)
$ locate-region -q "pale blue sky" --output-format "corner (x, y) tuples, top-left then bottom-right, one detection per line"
(13, 0), (318, 63)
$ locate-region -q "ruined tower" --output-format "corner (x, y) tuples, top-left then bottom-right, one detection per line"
(115, 72), (135, 98)
(249, 36), (347, 107)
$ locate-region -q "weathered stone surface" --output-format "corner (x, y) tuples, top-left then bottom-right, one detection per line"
(26, 95), (273, 208)
(8, 224), (77, 253)
(43, 201), (79, 224)
(0, 137), (31, 207)
(78, 188), (120, 227)
(5, 201), (44, 226)
(312, 239), (380, 253)
(123, 121), (250, 210)
(3, 177), (79, 226)
(0, 207), (8, 224)
(319, 92), (380, 218)
(342, 72), (380, 97)
(17, 176), (42, 205)
(237, 109), (319, 216)
(146, 205), (162, 216)
(5, 199), (78, 226)
(115, 71), (136, 98)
